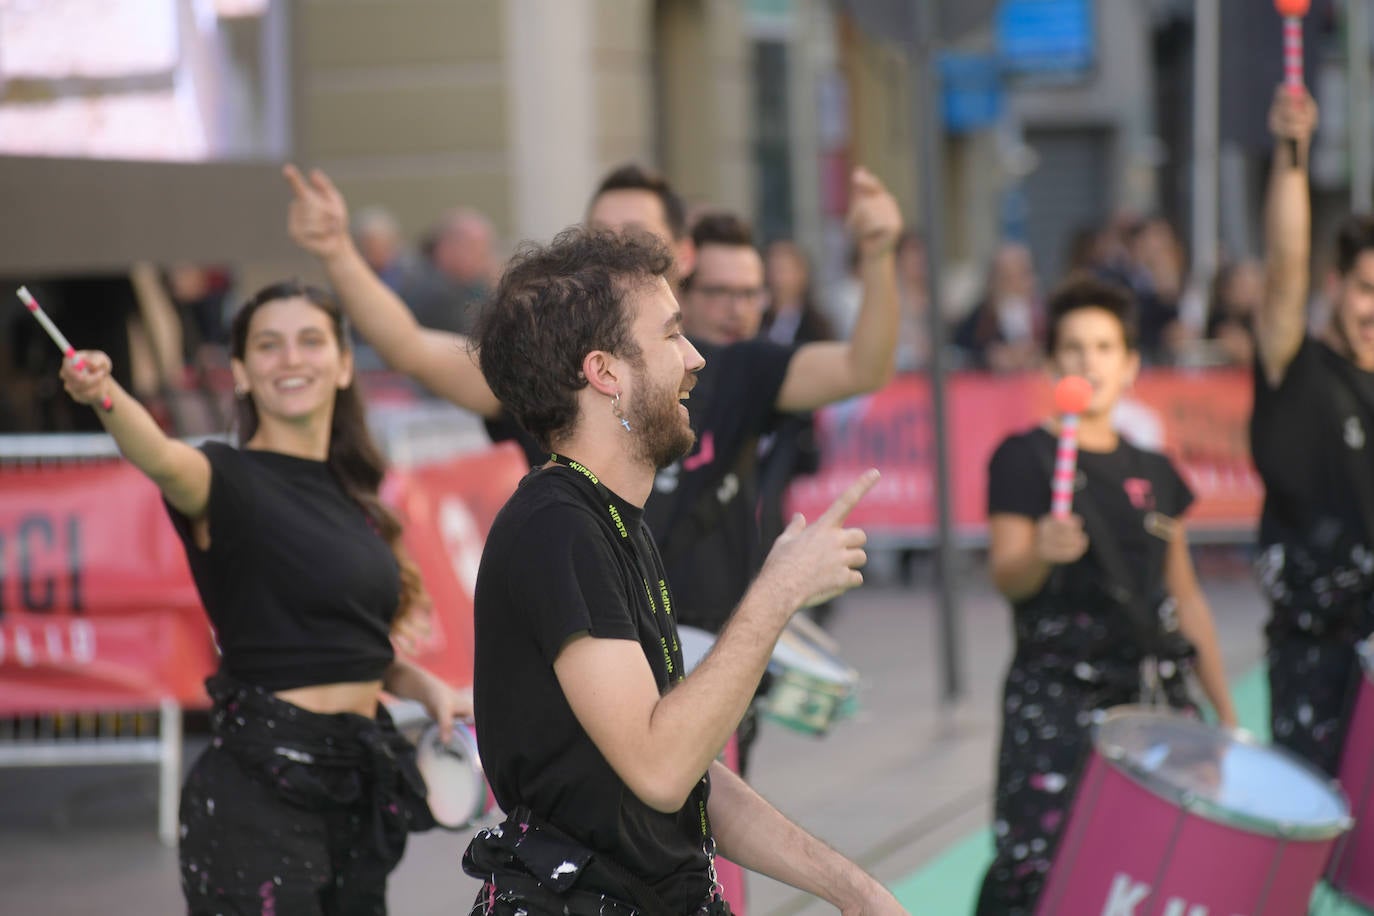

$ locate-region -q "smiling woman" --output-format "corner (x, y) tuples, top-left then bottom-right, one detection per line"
(56, 280), (469, 914)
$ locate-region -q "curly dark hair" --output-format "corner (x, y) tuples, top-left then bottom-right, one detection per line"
(1044, 273), (1140, 354)
(474, 227), (674, 450)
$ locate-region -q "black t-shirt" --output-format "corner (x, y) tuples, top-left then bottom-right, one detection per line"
(988, 427), (1194, 663)
(1252, 336), (1374, 552)
(645, 338), (796, 633)
(165, 442), (399, 690)
(473, 466), (712, 911)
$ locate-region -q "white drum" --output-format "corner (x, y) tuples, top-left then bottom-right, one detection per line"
(414, 720), (493, 830)
(764, 618), (859, 735)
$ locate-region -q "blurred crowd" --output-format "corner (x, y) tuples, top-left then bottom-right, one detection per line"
(1, 195), (1275, 439)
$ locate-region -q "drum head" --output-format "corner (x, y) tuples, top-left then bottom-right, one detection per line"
(678, 625), (716, 674)
(1096, 706), (1350, 839)
(770, 623), (857, 686)
(415, 722), (488, 830)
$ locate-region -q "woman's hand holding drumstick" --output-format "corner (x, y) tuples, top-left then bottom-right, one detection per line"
(59, 348), (117, 411)
(17, 286), (113, 411)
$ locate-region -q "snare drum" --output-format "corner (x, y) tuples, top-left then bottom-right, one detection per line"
(764, 618), (859, 735)
(386, 697), (495, 831)
(414, 720), (495, 830)
(1038, 706), (1351, 916)
(1329, 638), (1374, 907)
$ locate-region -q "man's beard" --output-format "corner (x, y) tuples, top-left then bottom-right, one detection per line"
(626, 368), (696, 470)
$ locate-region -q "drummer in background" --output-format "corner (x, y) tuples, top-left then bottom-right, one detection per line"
(974, 275), (1236, 916)
(589, 168), (903, 774)
(462, 225), (904, 915)
(57, 282), (469, 914)
(1253, 87), (1374, 776)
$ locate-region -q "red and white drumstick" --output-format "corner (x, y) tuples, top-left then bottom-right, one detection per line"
(1050, 376), (1093, 520)
(16, 286), (113, 411)
(1276, 0), (1311, 164)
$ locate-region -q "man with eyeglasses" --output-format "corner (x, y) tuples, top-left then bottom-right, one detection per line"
(585, 167), (903, 773)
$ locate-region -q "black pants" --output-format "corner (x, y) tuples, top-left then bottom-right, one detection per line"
(1268, 633), (1363, 776)
(179, 675), (433, 915)
(180, 743), (402, 915)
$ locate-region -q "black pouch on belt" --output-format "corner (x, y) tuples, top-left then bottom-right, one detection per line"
(463, 806), (689, 916)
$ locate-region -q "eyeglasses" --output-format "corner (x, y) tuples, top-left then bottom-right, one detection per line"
(693, 285), (766, 306)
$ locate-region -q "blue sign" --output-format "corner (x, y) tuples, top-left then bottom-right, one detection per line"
(996, 0), (1095, 76)
(939, 53), (1004, 134)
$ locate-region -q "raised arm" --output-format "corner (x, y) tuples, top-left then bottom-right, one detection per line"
(707, 762), (906, 915)
(282, 165), (502, 417)
(776, 169), (903, 412)
(1256, 87), (1318, 388)
(60, 351), (210, 518)
(553, 471), (877, 813)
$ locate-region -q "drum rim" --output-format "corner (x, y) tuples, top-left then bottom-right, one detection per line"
(417, 720), (491, 831)
(1093, 705), (1352, 841)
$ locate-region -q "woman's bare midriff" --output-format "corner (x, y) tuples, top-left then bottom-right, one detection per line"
(274, 680), (385, 717)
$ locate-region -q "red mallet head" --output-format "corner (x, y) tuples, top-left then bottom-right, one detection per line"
(1274, 0), (1310, 16)
(1053, 376), (1093, 416)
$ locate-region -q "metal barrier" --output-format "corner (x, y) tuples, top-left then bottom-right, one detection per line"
(0, 435), (195, 846)
(0, 702), (182, 846)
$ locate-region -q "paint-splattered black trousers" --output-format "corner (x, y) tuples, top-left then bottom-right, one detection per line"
(179, 674), (433, 915)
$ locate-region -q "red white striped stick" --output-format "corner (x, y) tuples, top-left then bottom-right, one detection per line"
(16, 286), (113, 411)
(1051, 414), (1080, 520)
(1282, 16), (1304, 97)
(1051, 376), (1093, 520)
(1276, 0), (1311, 166)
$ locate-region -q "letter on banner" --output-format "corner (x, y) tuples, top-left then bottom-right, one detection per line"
(1102, 873), (1151, 916)
(1163, 901), (1209, 916)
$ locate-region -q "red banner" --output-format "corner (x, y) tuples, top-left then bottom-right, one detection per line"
(0, 460), (213, 712)
(0, 445), (529, 714)
(382, 443), (529, 688)
(786, 369), (1262, 540)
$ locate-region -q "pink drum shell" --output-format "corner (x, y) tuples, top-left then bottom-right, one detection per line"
(1329, 639), (1374, 907)
(1038, 710), (1346, 916)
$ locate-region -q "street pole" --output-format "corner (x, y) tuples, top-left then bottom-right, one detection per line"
(910, 1), (964, 707)
(1192, 0), (1221, 301)
(1349, 0), (1373, 212)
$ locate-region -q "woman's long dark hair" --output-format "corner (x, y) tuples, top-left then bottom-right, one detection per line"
(229, 281), (428, 629)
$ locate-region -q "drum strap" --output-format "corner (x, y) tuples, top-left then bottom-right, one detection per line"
(1033, 436), (1175, 660)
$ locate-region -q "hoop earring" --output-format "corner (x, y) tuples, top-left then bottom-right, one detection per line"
(611, 392), (632, 432)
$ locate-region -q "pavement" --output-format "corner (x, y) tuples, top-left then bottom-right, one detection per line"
(0, 548), (1270, 915)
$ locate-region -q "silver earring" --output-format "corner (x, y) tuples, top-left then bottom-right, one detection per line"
(234, 384), (248, 398)
(611, 392), (631, 432)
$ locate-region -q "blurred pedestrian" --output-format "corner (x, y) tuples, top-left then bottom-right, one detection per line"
(975, 276), (1235, 915)
(954, 242), (1043, 373)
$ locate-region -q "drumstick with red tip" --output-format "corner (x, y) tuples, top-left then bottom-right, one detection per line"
(1051, 376), (1093, 520)
(16, 286), (113, 411)
(1276, 0), (1311, 166)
